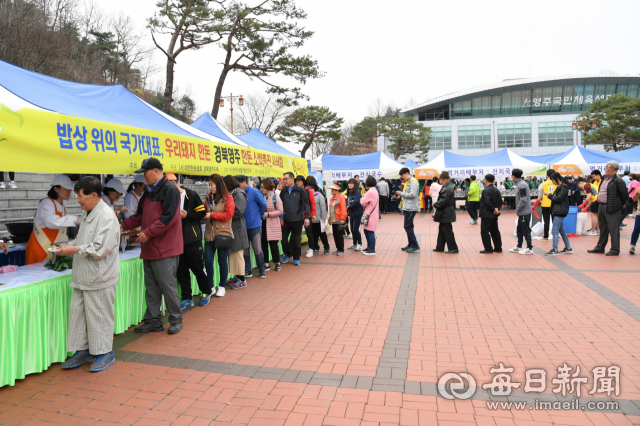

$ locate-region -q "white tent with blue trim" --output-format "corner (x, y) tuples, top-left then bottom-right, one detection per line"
(321, 151), (404, 181)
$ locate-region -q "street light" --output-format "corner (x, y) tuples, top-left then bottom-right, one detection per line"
(572, 118), (597, 148)
(218, 93), (244, 134)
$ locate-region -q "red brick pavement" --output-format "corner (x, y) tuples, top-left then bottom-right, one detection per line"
(2, 211), (640, 425)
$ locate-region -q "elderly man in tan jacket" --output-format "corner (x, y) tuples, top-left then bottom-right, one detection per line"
(57, 176), (120, 372)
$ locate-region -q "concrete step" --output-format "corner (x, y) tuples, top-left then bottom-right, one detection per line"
(0, 198), (81, 209)
(0, 206), (83, 220)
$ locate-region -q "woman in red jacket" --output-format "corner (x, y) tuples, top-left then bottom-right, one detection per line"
(204, 174), (235, 298)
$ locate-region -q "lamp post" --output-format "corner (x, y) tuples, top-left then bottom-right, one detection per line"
(218, 93), (244, 134)
(572, 119), (597, 148)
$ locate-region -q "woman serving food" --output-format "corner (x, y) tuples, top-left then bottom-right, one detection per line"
(25, 175), (80, 265)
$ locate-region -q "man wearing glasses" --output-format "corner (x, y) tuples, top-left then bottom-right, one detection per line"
(279, 172), (311, 266)
(588, 161), (629, 256)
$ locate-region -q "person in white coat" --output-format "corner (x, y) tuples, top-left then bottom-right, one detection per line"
(124, 175), (146, 219)
(102, 178), (128, 214)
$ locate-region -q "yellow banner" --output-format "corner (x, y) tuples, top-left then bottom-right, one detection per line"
(0, 106), (308, 176)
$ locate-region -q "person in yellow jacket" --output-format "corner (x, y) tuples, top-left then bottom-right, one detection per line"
(467, 175), (481, 225)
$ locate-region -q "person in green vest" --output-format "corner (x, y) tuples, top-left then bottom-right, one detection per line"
(504, 177), (515, 209)
(467, 175), (481, 224)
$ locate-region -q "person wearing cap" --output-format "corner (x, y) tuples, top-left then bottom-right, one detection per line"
(120, 158), (184, 335)
(280, 171), (311, 266)
(102, 178), (128, 214)
(328, 184), (347, 255)
(236, 175), (268, 279)
(124, 175), (147, 219)
(166, 173), (210, 308)
(296, 175), (317, 258)
(25, 174), (81, 265)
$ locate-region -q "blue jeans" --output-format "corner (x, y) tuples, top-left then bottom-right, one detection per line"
(363, 229), (376, 252)
(404, 211), (419, 248)
(631, 215), (640, 246)
(204, 241), (229, 288)
(552, 216), (571, 251)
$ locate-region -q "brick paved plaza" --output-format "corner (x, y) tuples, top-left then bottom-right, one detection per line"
(2, 211), (640, 426)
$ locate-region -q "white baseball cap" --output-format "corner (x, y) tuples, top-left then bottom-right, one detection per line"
(133, 175), (147, 184)
(105, 178), (125, 194)
(52, 175), (75, 190)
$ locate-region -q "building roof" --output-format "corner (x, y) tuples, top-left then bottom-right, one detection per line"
(401, 74), (640, 116)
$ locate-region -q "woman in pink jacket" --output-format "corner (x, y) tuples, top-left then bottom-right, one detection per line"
(260, 178), (284, 272)
(360, 176), (380, 255)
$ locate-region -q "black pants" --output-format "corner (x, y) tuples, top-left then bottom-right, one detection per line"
(312, 222), (329, 250)
(332, 223), (344, 252)
(467, 201), (479, 221)
(304, 221), (315, 251)
(177, 241), (210, 300)
(0, 172), (14, 182)
(261, 221), (280, 265)
(281, 220), (303, 260)
(350, 215), (362, 246)
(404, 211), (419, 248)
(516, 214), (533, 249)
(541, 207), (551, 239)
(481, 217), (502, 252)
(435, 223), (458, 251)
(379, 195), (388, 213)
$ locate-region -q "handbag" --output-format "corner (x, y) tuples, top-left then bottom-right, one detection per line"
(214, 234), (233, 250)
(207, 195), (234, 248)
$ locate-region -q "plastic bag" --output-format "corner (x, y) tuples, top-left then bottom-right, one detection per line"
(576, 212), (588, 236)
(513, 218), (519, 236)
(531, 222), (544, 238)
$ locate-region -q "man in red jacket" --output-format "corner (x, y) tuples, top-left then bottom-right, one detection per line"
(120, 158), (184, 335)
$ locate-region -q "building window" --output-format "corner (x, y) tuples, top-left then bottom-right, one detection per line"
(430, 127), (451, 150)
(539, 122), (574, 147)
(497, 124), (532, 148)
(458, 125), (491, 149)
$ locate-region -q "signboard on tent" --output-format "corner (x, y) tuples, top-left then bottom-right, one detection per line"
(328, 169), (385, 180)
(0, 106), (308, 176)
(415, 168), (440, 179)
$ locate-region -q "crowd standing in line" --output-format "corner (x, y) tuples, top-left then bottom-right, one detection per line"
(55, 157), (640, 373)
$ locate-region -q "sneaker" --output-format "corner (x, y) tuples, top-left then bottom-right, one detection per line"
(180, 299), (195, 310)
(519, 248), (533, 255)
(305, 248), (314, 258)
(264, 264), (271, 272)
(89, 352), (115, 372)
(8, 182), (17, 189)
(545, 249), (559, 256)
(244, 271), (253, 279)
(560, 248), (573, 254)
(135, 322), (164, 333)
(281, 255), (291, 264)
(259, 272), (266, 279)
(61, 350), (96, 369)
(335, 251), (345, 256)
(313, 248), (319, 253)
(275, 264), (282, 271)
(362, 248), (369, 254)
(216, 286), (226, 297)
(470, 220), (477, 225)
(406, 246), (420, 253)
(509, 246), (522, 253)
(347, 244), (357, 250)
(323, 248), (330, 254)
(355, 244), (362, 251)
(198, 294), (211, 306)
(345, 233), (352, 239)
(230, 280), (247, 289)
(621, 223), (628, 227)
(584, 230), (597, 236)
(595, 231), (600, 235)
(362, 250), (376, 256)
(631, 246), (636, 255)
(628, 214), (634, 218)
(226, 278), (240, 286)
(293, 260), (300, 266)
(401, 245), (411, 251)
(168, 323), (182, 335)
(0, 182), (5, 189)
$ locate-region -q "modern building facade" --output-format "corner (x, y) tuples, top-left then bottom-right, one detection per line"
(380, 75), (640, 163)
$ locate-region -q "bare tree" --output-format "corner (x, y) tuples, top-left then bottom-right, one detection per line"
(147, 0), (225, 113)
(235, 92), (292, 138)
(109, 13), (153, 88)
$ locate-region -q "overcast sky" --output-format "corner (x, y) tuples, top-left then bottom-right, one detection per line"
(100, 0), (640, 130)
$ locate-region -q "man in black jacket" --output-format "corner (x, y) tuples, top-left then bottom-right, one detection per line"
(280, 171), (311, 265)
(588, 160), (629, 256)
(479, 174), (502, 253)
(166, 174), (210, 307)
(433, 171), (458, 254)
